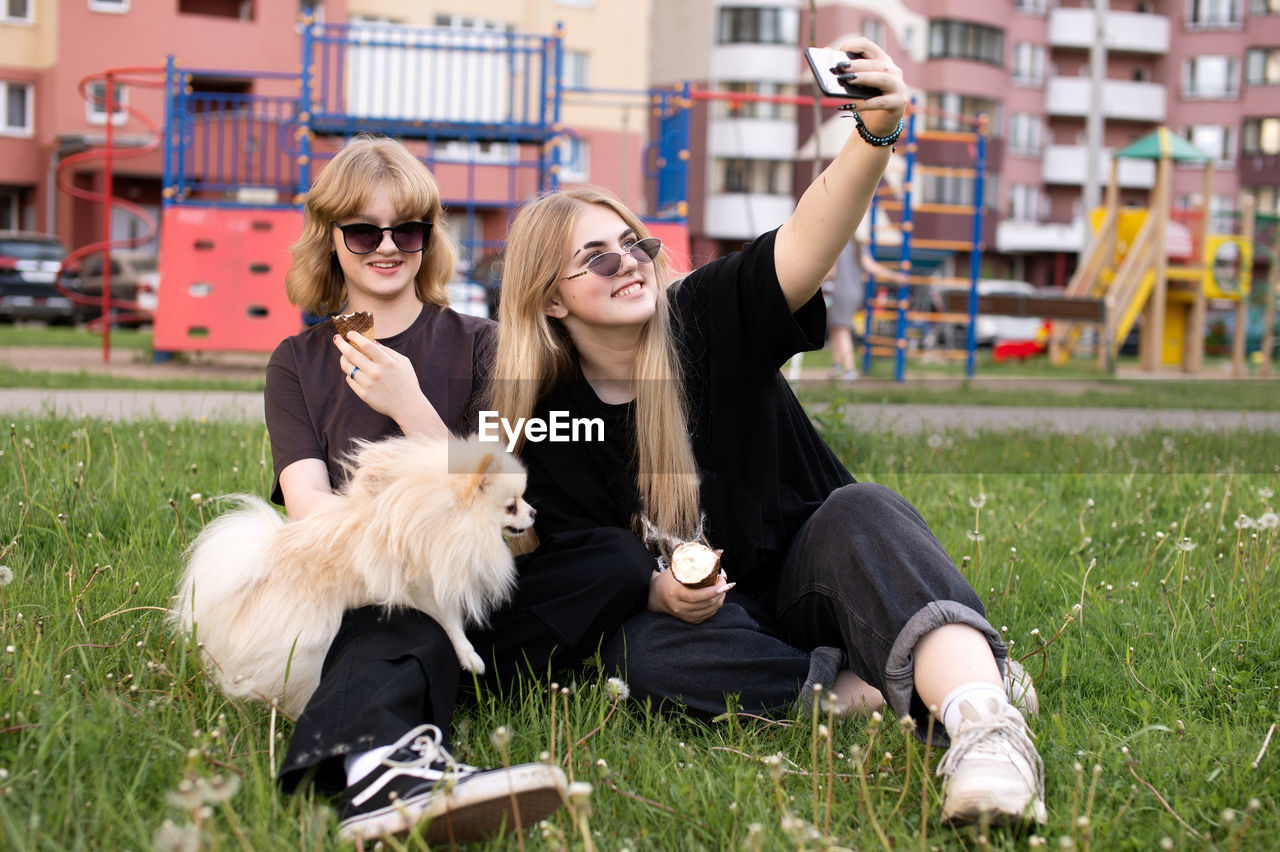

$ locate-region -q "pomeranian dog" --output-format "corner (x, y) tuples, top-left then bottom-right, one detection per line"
(168, 434), (534, 717)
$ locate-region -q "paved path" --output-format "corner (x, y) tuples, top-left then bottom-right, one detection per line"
(4, 388), (1278, 433)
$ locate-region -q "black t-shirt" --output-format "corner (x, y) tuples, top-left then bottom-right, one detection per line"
(264, 304), (495, 505)
(521, 228), (854, 602)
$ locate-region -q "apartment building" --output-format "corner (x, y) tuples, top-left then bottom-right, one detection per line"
(4, 1), (1277, 290)
(648, 0), (1280, 287)
(0, 0), (345, 244)
(0, 0), (648, 266)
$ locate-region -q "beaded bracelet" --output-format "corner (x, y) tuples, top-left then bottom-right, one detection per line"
(841, 105), (904, 148)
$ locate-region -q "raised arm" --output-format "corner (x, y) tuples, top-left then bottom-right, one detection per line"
(775, 37), (907, 312)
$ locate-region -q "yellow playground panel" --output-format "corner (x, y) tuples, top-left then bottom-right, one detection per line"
(1053, 128), (1256, 373)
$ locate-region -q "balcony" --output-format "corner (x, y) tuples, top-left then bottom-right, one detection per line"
(996, 218), (1087, 253)
(707, 117), (796, 161)
(1048, 8), (1170, 54)
(710, 43), (798, 84)
(1042, 145), (1156, 188)
(704, 193), (795, 241)
(1045, 77), (1167, 123)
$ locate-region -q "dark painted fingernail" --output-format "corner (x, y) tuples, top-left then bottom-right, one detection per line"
(832, 61), (851, 72)
(838, 73), (858, 82)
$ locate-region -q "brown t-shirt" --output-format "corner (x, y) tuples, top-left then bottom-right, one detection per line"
(264, 304), (496, 505)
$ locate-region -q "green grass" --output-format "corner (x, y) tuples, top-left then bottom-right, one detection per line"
(0, 325), (154, 351)
(0, 365), (263, 393)
(1, 417), (1277, 850)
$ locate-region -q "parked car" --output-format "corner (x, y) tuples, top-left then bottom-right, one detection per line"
(0, 231), (76, 325)
(938, 279), (1045, 348)
(73, 250), (159, 326)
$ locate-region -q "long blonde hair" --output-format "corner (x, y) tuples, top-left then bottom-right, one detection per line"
(285, 133), (459, 316)
(489, 187), (701, 547)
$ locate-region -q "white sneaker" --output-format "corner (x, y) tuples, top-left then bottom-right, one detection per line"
(937, 697), (1047, 826)
(1004, 658), (1039, 717)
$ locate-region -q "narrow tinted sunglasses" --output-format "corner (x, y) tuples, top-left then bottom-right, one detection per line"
(333, 220), (432, 254)
(564, 237), (663, 280)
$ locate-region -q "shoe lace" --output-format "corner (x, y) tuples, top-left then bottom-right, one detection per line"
(936, 708), (1045, 796)
(387, 724), (476, 775)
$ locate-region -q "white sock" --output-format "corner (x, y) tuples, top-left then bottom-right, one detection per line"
(345, 745), (395, 787)
(938, 682), (1008, 739)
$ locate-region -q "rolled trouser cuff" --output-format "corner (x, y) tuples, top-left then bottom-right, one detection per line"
(883, 600), (1007, 746)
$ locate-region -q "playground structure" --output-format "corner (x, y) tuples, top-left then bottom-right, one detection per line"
(1048, 127), (1257, 374)
(56, 18), (1275, 377)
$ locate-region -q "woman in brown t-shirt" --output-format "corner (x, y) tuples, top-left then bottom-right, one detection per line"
(261, 135), (650, 844)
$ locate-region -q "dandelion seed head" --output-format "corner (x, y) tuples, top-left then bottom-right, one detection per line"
(1177, 538), (1197, 552)
(490, 726), (509, 750)
(605, 676), (631, 700)
(969, 494), (987, 509)
(1259, 512), (1279, 530)
(0, 566), (11, 586)
(967, 530), (985, 542)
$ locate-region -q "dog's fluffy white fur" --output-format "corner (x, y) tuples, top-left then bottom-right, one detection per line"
(168, 434), (533, 717)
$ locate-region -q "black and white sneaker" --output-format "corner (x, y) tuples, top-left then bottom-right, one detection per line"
(337, 724), (568, 843)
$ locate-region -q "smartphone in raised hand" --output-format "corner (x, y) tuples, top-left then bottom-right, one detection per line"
(805, 46), (881, 100)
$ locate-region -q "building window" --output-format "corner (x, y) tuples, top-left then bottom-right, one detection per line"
(1011, 42), (1045, 85)
(1186, 0), (1242, 27)
(0, 190), (17, 230)
(2, 0), (31, 22)
(716, 7), (798, 45)
(920, 170), (998, 210)
(1014, 0), (1047, 13)
(1243, 187), (1278, 216)
(89, 0), (129, 12)
(716, 81), (795, 121)
(561, 49), (589, 89)
(1008, 112), (1043, 155)
(1187, 124), (1235, 165)
(928, 20), (1005, 67)
(1242, 117), (1280, 154)
(178, 0), (254, 20)
(1007, 184), (1045, 221)
(925, 92), (1004, 136)
(862, 18), (885, 46)
(1, 80), (33, 136)
(86, 81), (127, 125)
(1245, 48), (1280, 85)
(1250, 0), (1280, 13)
(1182, 56), (1238, 98)
(559, 136), (589, 182)
(715, 158), (786, 195)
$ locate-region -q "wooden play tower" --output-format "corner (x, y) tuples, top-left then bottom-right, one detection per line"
(1049, 128), (1254, 374)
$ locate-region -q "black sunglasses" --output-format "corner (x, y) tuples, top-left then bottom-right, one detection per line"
(564, 237), (662, 280)
(333, 220), (432, 255)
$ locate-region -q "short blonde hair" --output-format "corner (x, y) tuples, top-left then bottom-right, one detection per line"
(285, 134), (458, 315)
